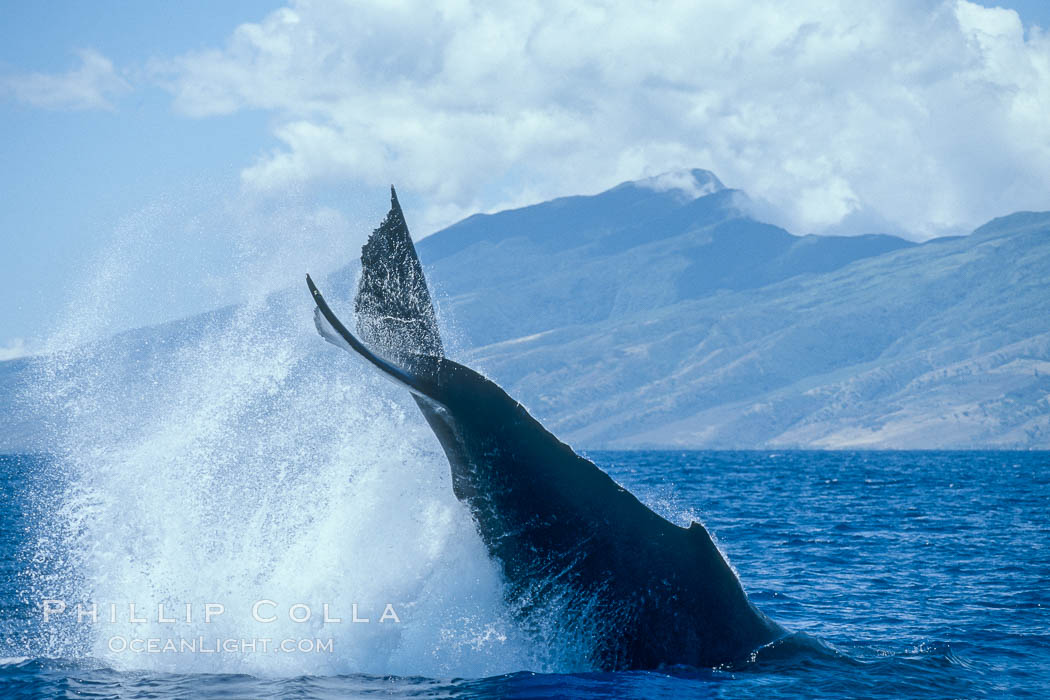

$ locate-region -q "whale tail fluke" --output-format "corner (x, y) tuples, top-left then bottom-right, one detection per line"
(307, 274), (442, 404)
(313, 305), (352, 354)
(306, 186), (449, 408)
(354, 186), (445, 361)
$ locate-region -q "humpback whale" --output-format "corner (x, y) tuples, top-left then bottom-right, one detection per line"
(307, 189), (784, 670)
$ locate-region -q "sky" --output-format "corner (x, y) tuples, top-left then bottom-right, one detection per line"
(2, 0), (1049, 357)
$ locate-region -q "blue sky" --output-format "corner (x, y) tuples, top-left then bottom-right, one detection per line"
(2, 1), (1049, 357)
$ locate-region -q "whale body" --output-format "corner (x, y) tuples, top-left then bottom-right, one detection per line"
(307, 190), (784, 669)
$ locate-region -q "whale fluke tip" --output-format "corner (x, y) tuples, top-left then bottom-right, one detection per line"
(356, 184), (443, 359)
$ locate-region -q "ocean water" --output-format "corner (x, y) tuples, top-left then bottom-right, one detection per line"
(2, 449), (1048, 698)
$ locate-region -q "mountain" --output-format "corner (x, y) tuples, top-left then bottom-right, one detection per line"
(453, 207), (1050, 448)
(411, 170), (914, 348)
(2, 170), (1048, 451)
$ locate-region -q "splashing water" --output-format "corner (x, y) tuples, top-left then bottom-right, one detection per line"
(18, 205), (551, 678)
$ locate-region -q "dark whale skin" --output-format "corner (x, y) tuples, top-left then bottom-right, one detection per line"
(354, 186), (444, 360)
(308, 274), (784, 670)
(405, 354), (783, 669)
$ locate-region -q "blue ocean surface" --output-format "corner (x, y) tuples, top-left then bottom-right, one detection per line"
(1, 450), (1048, 698)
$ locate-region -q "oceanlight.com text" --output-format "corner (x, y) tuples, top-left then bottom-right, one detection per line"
(107, 636), (334, 654)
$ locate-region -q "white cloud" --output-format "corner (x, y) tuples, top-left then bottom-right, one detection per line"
(636, 169), (724, 201)
(156, 0), (1050, 239)
(3, 49), (130, 111)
